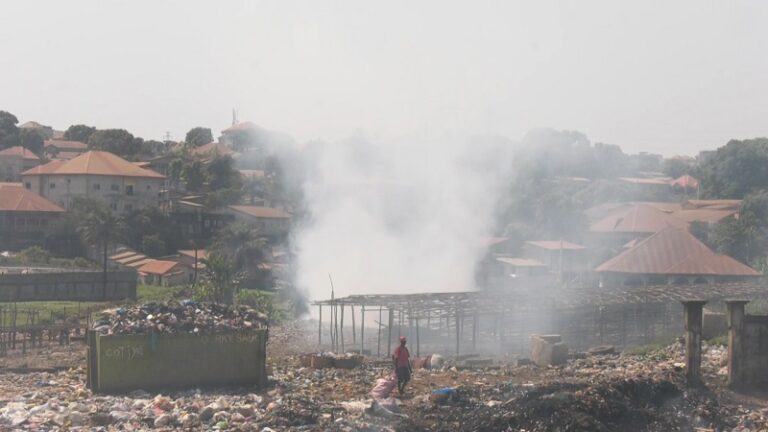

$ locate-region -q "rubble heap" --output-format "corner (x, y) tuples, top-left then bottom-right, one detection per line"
(90, 300), (269, 335)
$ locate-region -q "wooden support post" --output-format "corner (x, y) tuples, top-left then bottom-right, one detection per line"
(682, 300), (707, 384)
(387, 307), (394, 357)
(472, 312), (478, 351)
(455, 310), (461, 357)
(340, 303), (345, 352)
(416, 318), (420, 357)
(726, 300), (748, 388)
(360, 304), (365, 355)
(318, 304), (322, 346)
(377, 306), (382, 358)
(330, 302), (335, 351)
(351, 305), (356, 344)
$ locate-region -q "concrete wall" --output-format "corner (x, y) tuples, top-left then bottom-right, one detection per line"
(0, 270), (136, 301)
(727, 301), (768, 387)
(88, 329), (267, 393)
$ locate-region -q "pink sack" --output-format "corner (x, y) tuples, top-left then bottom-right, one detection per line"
(369, 374), (397, 399)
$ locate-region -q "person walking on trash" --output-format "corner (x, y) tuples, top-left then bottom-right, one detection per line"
(392, 336), (412, 394)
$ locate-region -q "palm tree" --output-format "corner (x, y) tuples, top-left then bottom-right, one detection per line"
(77, 208), (125, 299)
(201, 252), (240, 304)
(211, 223), (269, 272)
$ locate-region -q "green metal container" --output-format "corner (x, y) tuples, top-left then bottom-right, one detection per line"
(87, 329), (267, 393)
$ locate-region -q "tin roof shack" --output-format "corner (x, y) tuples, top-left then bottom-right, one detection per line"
(0, 184), (65, 250)
(595, 226), (760, 286)
(524, 241), (589, 281)
(486, 257), (554, 289)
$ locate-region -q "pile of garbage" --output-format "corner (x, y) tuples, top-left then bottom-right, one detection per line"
(91, 300), (269, 335)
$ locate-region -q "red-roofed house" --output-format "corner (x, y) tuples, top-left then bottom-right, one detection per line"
(227, 205), (291, 237)
(595, 226), (760, 286)
(21, 151), (166, 215)
(137, 259), (190, 286)
(43, 139), (88, 160)
(0, 184), (65, 249)
(670, 174), (699, 192)
(0, 146), (41, 181)
(589, 203), (688, 247)
(190, 142), (238, 160)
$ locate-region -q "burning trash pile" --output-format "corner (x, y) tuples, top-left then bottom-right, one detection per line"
(90, 300), (269, 335)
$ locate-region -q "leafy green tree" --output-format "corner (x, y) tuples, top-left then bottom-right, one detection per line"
(662, 158), (690, 178)
(183, 160), (205, 191)
(77, 207), (126, 299)
(141, 234), (166, 258)
(88, 129), (138, 157)
(210, 222), (268, 274)
(123, 208), (185, 256)
(200, 252), (240, 304)
(63, 124), (96, 143)
(19, 128), (44, 154)
(168, 158), (184, 189)
(19, 246), (51, 264)
(185, 127), (213, 147)
(697, 138), (768, 198)
(0, 110), (20, 149)
(207, 155), (240, 190)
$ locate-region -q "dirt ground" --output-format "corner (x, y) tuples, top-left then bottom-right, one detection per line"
(1, 323), (768, 431)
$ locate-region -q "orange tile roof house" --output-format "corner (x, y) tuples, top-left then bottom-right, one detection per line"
(595, 226), (759, 286)
(137, 259), (190, 286)
(190, 142), (238, 160)
(589, 203), (688, 247)
(0, 184), (64, 249)
(21, 151), (165, 215)
(43, 139), (88, 160)
(227, 205), (291, 237)
(0, 146), (41, 182)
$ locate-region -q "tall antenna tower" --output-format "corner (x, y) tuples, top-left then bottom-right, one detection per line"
(163, 131), (172, 142)
(232, 108), (239, 126)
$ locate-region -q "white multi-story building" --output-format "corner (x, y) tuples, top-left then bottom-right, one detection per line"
(21, 151), (166, 215)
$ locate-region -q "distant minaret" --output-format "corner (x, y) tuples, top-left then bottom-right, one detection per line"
(232, 108), (239, 126)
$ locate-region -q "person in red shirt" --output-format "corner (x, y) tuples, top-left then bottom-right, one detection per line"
(392, 336), (412, 394)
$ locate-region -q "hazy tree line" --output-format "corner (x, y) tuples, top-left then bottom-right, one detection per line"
(497, 129), (768, 268)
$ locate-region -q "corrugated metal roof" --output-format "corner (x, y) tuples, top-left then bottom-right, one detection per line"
(496, 257), (546, 267)
(671, 209), (737, 223)
(229, 205), (290, 219)
(178, 249), (208, 259)
(590, 204), (687, 234)
(21, 151), (164, 178)
(525, 240), (585, 251)
(683, 199), (742, 210)
(596, 226), (760, 276)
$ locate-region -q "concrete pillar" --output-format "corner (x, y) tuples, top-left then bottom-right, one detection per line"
(681, 300), (707, 384)
(726, 300), (748, 388)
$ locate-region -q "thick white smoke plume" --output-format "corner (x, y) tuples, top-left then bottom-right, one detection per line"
(294, 133), (514, 301)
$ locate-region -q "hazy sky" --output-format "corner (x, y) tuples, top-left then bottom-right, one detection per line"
(1, 1), (766, 155)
